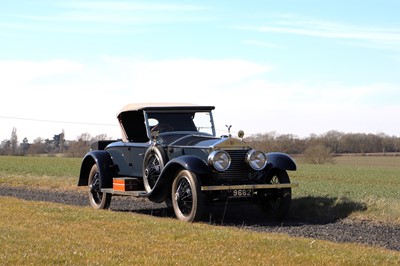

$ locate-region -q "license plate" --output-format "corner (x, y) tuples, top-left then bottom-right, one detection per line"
(230, 189), (253, 198)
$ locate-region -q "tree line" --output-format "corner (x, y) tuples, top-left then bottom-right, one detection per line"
(0, 128), (111, 158)
(1, 128), (399, 159)
(245, 130), (400, 155)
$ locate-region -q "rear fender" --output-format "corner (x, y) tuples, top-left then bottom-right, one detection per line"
(77, 150), (115, 189)
(148, 155), (210, 203)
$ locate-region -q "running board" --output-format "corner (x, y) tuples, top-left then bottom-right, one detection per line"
(201, 183), (298, 191)
(101, 188), (148, 197)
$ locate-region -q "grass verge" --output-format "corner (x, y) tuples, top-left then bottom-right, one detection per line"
(0, 197), (399, 265)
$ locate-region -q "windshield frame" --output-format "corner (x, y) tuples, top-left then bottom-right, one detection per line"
(144, 109), (216, 138)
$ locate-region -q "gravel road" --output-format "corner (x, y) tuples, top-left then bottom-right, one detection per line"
(1, 186), (399, 252)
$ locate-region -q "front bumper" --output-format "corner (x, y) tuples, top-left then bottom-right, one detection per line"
(201, 183), (298, 191)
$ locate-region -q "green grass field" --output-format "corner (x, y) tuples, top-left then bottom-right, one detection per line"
(0, 155), (400, 264)
(0, 156), (80, 190)
(290, 156), (400, 224)
(1, 155), (400, 223)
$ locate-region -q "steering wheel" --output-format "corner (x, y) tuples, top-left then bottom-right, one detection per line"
(151, 123), (173, 133)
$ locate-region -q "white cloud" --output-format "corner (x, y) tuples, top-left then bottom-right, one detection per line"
(18, 2), (210, 25)
(0, 60), (83, 86)
(239, 15), (400, 50)
(128, 58), (272, 93)
(1, 56), (398, 142)
(0, 57), (272, 141)
(1, 2), (212, 34)
(242, 40), (279, 48)
(56, 2), (207, 12)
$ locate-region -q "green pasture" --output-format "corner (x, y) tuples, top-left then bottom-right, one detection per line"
(0, 156), (80, 190)
(1, 155), (400, 223)
(293, 156), (400, 199)
(290, 156), (400, 223)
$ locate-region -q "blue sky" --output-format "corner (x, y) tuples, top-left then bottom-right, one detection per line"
(1, 1), (400, 142)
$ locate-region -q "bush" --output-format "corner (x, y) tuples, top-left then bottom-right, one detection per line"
(303, 144), (335, 164)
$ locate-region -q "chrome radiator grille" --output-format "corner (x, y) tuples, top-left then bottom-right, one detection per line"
(218, 149), (250, 181)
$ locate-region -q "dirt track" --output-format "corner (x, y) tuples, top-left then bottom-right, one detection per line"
(1, 185), (399, 252)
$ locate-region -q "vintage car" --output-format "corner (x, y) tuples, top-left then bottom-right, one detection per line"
(78, 103), (297, 222)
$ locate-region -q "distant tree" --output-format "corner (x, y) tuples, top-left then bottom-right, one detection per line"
(65, 133), (92, 157)
(393, 136), (400, 153)
(245, 131), (280, 152)
(29, 137), (46, 156)
(93, 134), (111, 141)
(322, 130), (344, 153)
(66, 140), (89, 158)
(276, 134), (299, 154)
(303, 144), (335, 164)
(377, 132), (391, 154)
(20, 137), (30, 154)
(10, 127), (18, 155)
(53, 130), (66, 153)
(339, 133), (364, 153)
(245, 130), (400, 155)
(0, 139), (11, 155)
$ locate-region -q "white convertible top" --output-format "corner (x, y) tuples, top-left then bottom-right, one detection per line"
(118, 103), (214, 116)
(116, 103), (215, 142)
(120, 103), (198, 112)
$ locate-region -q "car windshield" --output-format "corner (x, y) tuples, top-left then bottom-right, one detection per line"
(146, 110), (215, 136)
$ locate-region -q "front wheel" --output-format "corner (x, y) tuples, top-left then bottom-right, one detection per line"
(259, 169), (291, 220)
(171, 170), (204, 222)
(88, 164), (112, 209)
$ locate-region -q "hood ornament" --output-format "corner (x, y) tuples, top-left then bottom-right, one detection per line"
(225, 125), (232, 137)
(225, 125), (244, 141)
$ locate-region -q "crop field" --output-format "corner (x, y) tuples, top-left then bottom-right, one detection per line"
(2, 155), (399, 223)
(0, 155), (400, 264)
(290, 156), (400, 224)
(0, 156), (80, 190)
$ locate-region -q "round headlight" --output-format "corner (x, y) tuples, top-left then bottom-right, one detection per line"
(246, 150), (267, 170)
(208, 151), (231, 171)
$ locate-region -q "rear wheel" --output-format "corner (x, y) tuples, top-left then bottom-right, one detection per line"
(171, 170), (204, 222)
(88, 164), (111, 209)
(259, 169), (291, 220)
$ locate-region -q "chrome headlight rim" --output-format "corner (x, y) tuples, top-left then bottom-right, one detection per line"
(246, 150), (267, 170)
(208, 150), (231, 172)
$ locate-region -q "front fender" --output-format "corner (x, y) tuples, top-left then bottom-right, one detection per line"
(266, 152), (297, 171)
(148, 155), (210, 203)
(77, 150), (115, 189)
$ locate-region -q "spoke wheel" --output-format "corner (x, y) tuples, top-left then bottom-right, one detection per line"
(171, 170), (204, 222)
(259, 169), (291, 220)
(88, 164), (111, 209)
(143, 146), (166, 193)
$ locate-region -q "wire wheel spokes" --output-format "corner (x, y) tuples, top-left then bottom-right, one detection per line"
(90, 172), (103, 204)
(175, 177), (193, 216)
(87, 164), (111, 210)
(145, 154), (162, 189)
(271, 176), (279, 185)
(172, 170), (204, 222)
(260, 170), (291, 220)
(267, 174), (286, 209)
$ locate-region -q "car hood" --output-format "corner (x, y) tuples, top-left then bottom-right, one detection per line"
(161, 134), (250, 149)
